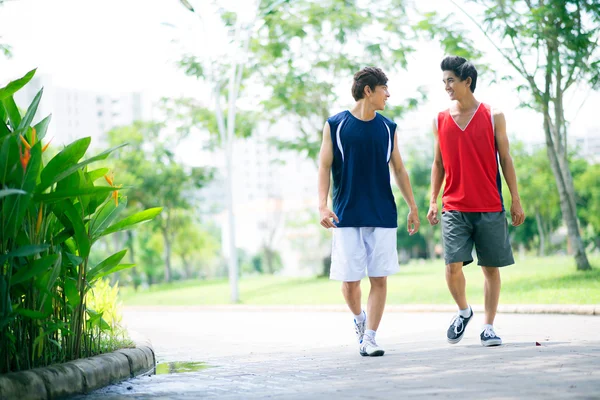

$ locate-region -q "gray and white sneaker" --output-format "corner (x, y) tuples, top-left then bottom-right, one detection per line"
(359, 336), (385, 357)
(480, 326), (502, 347)
(354, 312), (366, 344)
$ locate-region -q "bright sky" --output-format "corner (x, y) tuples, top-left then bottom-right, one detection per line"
(1, 0), (598, 149)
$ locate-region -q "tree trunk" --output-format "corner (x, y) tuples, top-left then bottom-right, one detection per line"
(426, 229), (436, 259)
(181, 254), (193, 279)
(111, 231), (122, 285)
(543, 115), (591, 270)
(161, 228), (172, 283)
(126, 230), (139, 291)
(321, 253), (331, 278)
(535, 211), (546, 257)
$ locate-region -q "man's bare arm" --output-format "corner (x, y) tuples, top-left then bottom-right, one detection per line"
(318, 121), (338, 229)
(428, 118), (444, 225)
(389, 128), (420, 235)
(494, 110), (525, 226)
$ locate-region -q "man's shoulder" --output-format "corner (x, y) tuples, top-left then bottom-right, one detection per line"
(327, 110), (348, 125)
(378, 113), (397, 130)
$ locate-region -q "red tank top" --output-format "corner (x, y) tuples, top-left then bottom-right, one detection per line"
(437, 103), (503, 212)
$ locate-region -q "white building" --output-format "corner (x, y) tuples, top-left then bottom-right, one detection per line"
(204, 120), (328, 277)
(576, 128), (600, 163)
(14, 74), (149, 148)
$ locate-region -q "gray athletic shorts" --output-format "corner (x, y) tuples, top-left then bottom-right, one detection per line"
(441, 211), (514, 267)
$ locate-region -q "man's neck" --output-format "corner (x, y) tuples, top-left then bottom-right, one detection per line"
(351, 101), (377, 121)
(453, 94), (479, 112)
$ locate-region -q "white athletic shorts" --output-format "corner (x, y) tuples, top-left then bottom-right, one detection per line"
(330, 227), (400, 282)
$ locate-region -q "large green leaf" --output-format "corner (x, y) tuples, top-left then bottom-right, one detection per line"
(3, 143), (42, 237)
(54, 143), (127, 183)
(90, 196), (127, 238)
(87, 250), (127, 282)
(101, 207), (163, 236)
(0, 188), (27, 199)
(0, 101), (6, 122)
(63, 277), (81, 308)
(35, 252), (62, 295)
(39, 137), (91, 192)
(58, 200), (91, 258)
(38, 142), (127, 192)
(33, 114), (52, 141)
(0, 133), (17, 181)
(86, 168), (110, 182)
(0, 68), (36, 100)
(11, 254), (59, 286)
(0, 244), (50, 264)
(2, 96), (21, 131)
(33, 186), (116, 203)
(17, 88), (43, 132)
(0, 117), (9, 138)
(92, 263), (135, 283)
(0, 276), (8, 317)
(15, 308), (51, 319)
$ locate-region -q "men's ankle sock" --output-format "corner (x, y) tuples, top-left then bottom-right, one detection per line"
(364, 329), (376, 340)
(459, 306), (472, 318)
(354, 310), (366, 323)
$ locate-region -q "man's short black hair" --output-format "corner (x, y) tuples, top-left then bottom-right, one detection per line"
(352, 67), (388, 101)
(441, 56), (477, 93)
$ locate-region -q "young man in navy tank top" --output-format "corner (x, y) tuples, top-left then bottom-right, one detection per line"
(318, 67), (420, 356)
(427, 56), (525, 347)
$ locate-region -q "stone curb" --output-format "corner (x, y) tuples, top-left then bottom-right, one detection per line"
(0, 343), (155, 400)
(124, 304), (599, 315)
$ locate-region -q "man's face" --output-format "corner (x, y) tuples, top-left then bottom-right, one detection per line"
(367, 84), (390, 110)
(443, 71), (470, 101)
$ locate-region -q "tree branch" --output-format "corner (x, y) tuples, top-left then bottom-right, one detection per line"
(450, 0), (542, 100)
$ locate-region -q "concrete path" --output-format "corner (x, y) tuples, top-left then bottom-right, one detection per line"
(76, 308), (600, 399)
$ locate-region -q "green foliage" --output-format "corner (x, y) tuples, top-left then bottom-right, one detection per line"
(462, 0), (599, 270)
(120, 256), (600, 306)
(575, 162), (600, 248)
(0, 70), (161, 373)
(249, 0), (481, 161)
(105, 120), (214, 283)
(85, 279), (134, 355)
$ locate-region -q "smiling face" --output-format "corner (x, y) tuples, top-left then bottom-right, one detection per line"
(366, 84), (390, 111)
(443, 70), (472, 101)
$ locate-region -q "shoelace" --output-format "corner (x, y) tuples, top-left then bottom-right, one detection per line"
(451, 315), (464, 335)
(482, 326), (497, 338)
(362, 336), (378, 348)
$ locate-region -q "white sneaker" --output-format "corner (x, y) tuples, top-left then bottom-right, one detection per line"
(354, 313), (366, 344)
(480, 325), (503, 347)
(359, 336), (385, 357)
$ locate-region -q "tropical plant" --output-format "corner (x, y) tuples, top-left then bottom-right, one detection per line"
(0, 69), (162, 373)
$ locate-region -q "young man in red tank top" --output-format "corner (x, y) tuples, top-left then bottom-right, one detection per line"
(427, 56), (525, 347)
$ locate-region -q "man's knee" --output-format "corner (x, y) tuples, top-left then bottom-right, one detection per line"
(446, 262), (464, 276)
(369, 276), (387, 288)
(342, 281), (361, 293)
(481, 266), (501, 280)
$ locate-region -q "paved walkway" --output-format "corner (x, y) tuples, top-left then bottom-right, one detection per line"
(78, 308), (600, 399)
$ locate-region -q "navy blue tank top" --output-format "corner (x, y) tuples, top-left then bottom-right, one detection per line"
(327, 110), (398, 228)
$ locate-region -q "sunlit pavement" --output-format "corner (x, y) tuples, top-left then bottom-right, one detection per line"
(75, 307), (600, 399)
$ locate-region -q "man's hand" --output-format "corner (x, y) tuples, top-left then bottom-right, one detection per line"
(427, 202), (440, 226)
(407, 208), (420, 235)
(319, 207), (339, 229)
(510, 199), (525, 226)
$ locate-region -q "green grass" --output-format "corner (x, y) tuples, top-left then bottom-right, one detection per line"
(120, 256), (600, 306)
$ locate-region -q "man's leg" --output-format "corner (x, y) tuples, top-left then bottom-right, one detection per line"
(445, 262), (468, 310)
(481, 266), (501, 325)
(366, 277), (387, 331)
(341, 281), (362, 315)
(445, 261), (474, 344)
